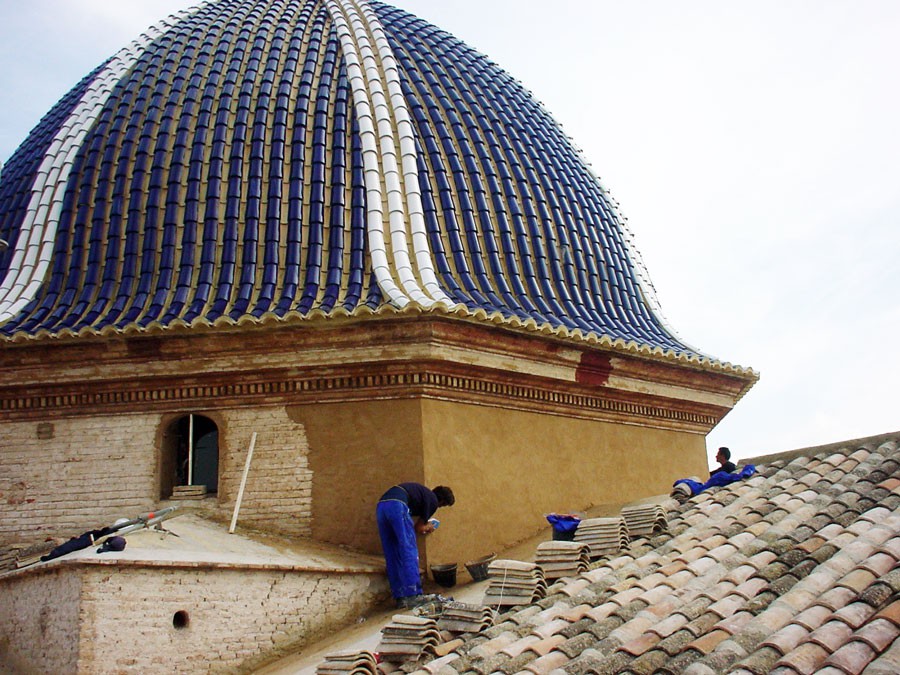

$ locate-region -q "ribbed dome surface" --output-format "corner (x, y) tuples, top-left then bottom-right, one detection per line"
(0, 0), (690, 353)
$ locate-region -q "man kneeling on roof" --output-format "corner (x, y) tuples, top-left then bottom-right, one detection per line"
(376, 482), (455, 609)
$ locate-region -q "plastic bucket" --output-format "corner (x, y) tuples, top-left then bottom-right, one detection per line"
(430, 563), (458, 588)
(552, 528), (576, 541)
(464, 553), (496, 582)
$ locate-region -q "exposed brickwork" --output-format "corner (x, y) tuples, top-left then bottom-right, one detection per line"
(0, 406), (313, 548)
(0, 415), (157, 545)
(218, 406), (313, 538)
(1, 563), (387, 674)
(0, 567), (82, 673)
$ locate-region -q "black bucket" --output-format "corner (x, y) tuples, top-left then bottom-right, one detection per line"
(464, 553), (496, 582)
(552, 528), (576, 541)
(430, 562), (458, 588)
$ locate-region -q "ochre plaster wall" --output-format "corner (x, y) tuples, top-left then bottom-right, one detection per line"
(294, 397), (706, 569)
(295, 399), (424, 552)
(420, 399), (708, 567)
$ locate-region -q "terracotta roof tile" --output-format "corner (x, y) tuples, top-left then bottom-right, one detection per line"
(813, 667), (847, 675)
(838, 568), (880, 595)
(724, 564), (758, 586)
(682, 611), (719, 638)
(760, 622), (812, 655)
(818, 586), (860, 612)
(880, 536), (900, 560)
(700, 580), (738, 602)
(874, 599), (900, 626)
(833, 601), (878, 630)
(859, 581), (895, 608)
(708, 594), (748, 620)
(807, 620), (854, 652)
(555, 632), (598, 659)
(654, 628), (696, 657)
(774, 641), (830, 674)
(732, 646), (782, 674)
(617, 632), (661, 657)
(399, 436), (900, 675)
(523, 634), (567, 657)
(469, 631), (518, 659)
(647, 613), (689, 639)
(822, 640), (878, 673)
(529, 619), (569, 640)
(520, 648), (568, 675)
(713, 610), (754, 635)
(687, 629), (730, 655)
(863, 639), (900, 674)
(854, 618), (900, 652)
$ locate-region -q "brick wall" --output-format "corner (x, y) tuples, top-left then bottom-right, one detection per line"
(218, 407), (313, 537)
(0, 405), (314, 548)
(0, 415), (158, 546)
(0, 567), (82, 673)
(1, 563), (388, 674)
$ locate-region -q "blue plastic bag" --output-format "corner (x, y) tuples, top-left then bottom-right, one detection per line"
(546, 513), (581, 533)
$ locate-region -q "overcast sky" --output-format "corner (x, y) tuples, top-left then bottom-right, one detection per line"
(1, 1), (898, 463)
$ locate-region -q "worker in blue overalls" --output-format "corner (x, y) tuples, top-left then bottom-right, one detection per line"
(376, 482), (455, 609)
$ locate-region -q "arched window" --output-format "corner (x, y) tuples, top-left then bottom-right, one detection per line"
(160, 414), (219, 499)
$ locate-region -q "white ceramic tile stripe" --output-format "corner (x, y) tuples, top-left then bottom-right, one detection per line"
(0, 11), (195, 324)
(347, 2), (428, 305)
(354, 0), (454, 307)
(326, 0), (410, 308)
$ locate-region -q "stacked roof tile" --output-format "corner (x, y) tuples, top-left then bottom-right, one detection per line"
(376, 615), (442, 663)
(536, 541), (592, 580)
(386, 433), (900, 675)
(0, 0), (704, 362)
(574, 517), (631, 559)
(484, 560), (548, 608)
(316, 650), (379, 675)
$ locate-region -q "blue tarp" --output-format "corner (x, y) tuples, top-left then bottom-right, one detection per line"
(546, 514), (581, 533)
(673, 465), (757, 497)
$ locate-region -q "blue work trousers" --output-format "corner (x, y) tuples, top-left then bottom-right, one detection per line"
(376, 499), (422, 599)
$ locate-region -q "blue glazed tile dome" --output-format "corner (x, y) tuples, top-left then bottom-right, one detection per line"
(0, 0), (694, 356)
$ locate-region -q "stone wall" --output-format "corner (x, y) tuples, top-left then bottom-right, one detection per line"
(0, 406), (313, 548)
(0, 563), (387, 674)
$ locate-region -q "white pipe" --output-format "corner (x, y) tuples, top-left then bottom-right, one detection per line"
(187, 414), (194, 486)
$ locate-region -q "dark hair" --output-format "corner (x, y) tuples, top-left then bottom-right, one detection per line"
(718, 447), (731, 460)
(433, 485), (455, 507)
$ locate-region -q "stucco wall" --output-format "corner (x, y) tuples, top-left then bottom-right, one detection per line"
(420, 398), (708, 567)
(0, 406), (313, 548)
(294, 397), (707, 567)
(0, 564), (386, 674)
(0, 567), (82, 673)
(297, 399), (423, 551)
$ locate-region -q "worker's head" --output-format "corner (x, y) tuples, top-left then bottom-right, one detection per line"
(433, 485), (455, 507)
(716, 447), (731, 463)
